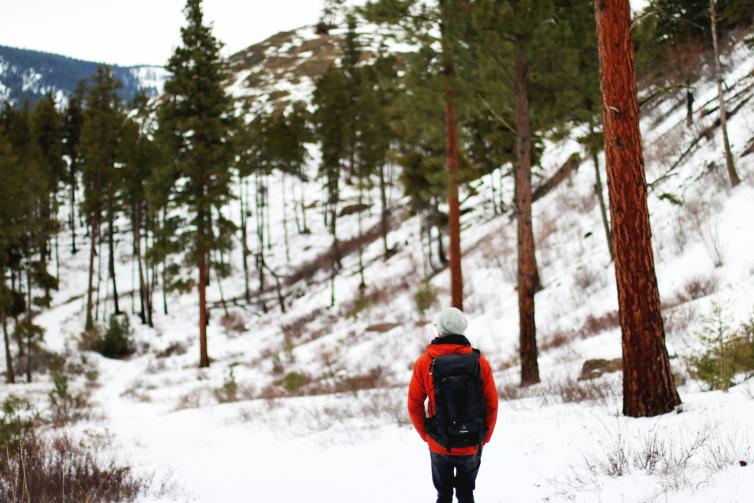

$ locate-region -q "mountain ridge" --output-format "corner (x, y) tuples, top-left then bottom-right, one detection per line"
(0, 44), (166, 105)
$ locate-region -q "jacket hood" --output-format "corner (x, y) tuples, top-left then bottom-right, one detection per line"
(426, 338), (473, 359)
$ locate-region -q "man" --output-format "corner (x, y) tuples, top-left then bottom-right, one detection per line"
(408, 307), (498, 503)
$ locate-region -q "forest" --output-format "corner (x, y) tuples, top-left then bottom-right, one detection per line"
(1, 0), (753, 501)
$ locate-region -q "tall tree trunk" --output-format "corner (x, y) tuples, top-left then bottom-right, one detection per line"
(265, 175), (272, 252)
(198, 246), (209, 368)
(1, 271), (15, 384)
(70, 165), (78, 254)
(281, 172), (291, 263)
(685, 79), (694, 129)
(378, 163), (390, 259)
(434, 197), (447, 265)
(329, 176), (339, 307)
(25, 267), (32, 383)
(85, 214), (100, 331)
(108, 209), (120, 315)
(240, 176), (251, 303)
(441, 18), (464, 311)
(10, 269), (22, 358)
(594, 0), (682, 417)
(256, 172), (267, 314)
(299, 169), (309, 234)
(709, 0), (741, 187)
(357, 174), (366, 291)
(134, 206), (147, 325)
(514, 36), (540, 387)
(590, 122), (615, 262)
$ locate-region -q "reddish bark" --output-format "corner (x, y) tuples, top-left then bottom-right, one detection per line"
(594, 0), (681, 416)
(442, 19), (464, 311)
(514, 37), (540, 387)
(198, 249), (209, 368)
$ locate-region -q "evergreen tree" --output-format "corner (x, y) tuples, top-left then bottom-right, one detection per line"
(313, 64), (348, 307)
(63, 81), (85, 254)
(80, 66), (123, 331)
(0, 128), (27, 384)
(160, 0), (236, 368)
(364, 0), (470, 310)
(29, 95), (64, 304)
(121, 93), (161, 326)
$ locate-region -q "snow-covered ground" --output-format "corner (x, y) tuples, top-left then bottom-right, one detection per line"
(2, 33), (754, 503)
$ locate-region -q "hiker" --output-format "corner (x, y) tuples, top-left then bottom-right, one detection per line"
(408, 307), (498, 503)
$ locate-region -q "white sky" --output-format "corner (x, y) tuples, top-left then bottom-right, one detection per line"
(1, 0), (650, 68)
(0, 0), (334, 67)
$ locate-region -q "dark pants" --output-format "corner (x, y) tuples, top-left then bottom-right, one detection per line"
(430, 449), (482, 503)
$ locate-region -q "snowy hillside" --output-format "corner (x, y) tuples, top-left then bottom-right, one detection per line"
(2, 24), (754, 503)
(0, 44), (167, 105)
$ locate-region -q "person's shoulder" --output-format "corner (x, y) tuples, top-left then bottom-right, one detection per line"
(412, 351), (431, 370)
(477, 351), (493, 371)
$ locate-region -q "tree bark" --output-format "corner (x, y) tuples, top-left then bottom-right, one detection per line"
(1, 271), (15, 384)
(240, 176), (251, 303)
(85, 215), (99, 331)
(514, 36), (540, 387)
(378, 162), (390, 259)
(709, 0), (741, 187)
(594, 0), (681, 417)
(108, 209), (120, 315)
(441, 17), (464, 312)
(198, 247), (209, 368)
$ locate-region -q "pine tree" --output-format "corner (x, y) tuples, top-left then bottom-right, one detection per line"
(593, 0), (682, 417)
(63, 81), (85, 254)
(709, 0), (741, 187)
(29, 95), (64, 304)
(80, 66), (123, 331)
(121, 93), (161, 326)
(160, 0), (236, 368)
(313, 64), (348, 307)
(0, 128), (26, 384)
(364, 0), (469, 309)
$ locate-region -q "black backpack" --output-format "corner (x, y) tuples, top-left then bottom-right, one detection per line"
(426, 349), (488, 451)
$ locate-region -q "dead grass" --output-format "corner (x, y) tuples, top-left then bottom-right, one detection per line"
(0, 435), (148, 502)
(220, 311), (247, 334)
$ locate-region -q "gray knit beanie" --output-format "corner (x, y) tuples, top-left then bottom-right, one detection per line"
(434, 307), (468, 336)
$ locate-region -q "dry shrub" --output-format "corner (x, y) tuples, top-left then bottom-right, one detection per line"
(555, 377), (619, 405)
(281, 307), (328, 341)
(540, 328), (578, 353)
(686, 198), (726, 268)
(536, 212), (558, 249)
(573, 191), (598, 214)
(498, 376), (619, 406)
(539, 311), (619, 355)
(220, 311), (247, 334)
(0, 435), (147, 502)
(341, 276), (412, 319)
(173, 389), (205, 411)
(664, 304), (698, 338)
(573, 266), (601, 292)
(682, 273), (719, 301)
(579, 420), (751, 497)
(582, 311), (620, 336)
(155, 341), (187, 359)
(335, 367), (386, 395)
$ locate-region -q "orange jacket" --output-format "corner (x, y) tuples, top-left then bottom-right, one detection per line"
(407, 342), (498, 455)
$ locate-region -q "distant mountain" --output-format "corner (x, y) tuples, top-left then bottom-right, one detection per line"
(227, 24), (405, 112)
(0, 45), (167, 106)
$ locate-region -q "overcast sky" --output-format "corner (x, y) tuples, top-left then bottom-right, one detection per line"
(0, 0), (334, 67)
(1, 0), (649, 68)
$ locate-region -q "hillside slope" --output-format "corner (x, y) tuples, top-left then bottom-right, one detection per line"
(2, 29), (754, 503)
